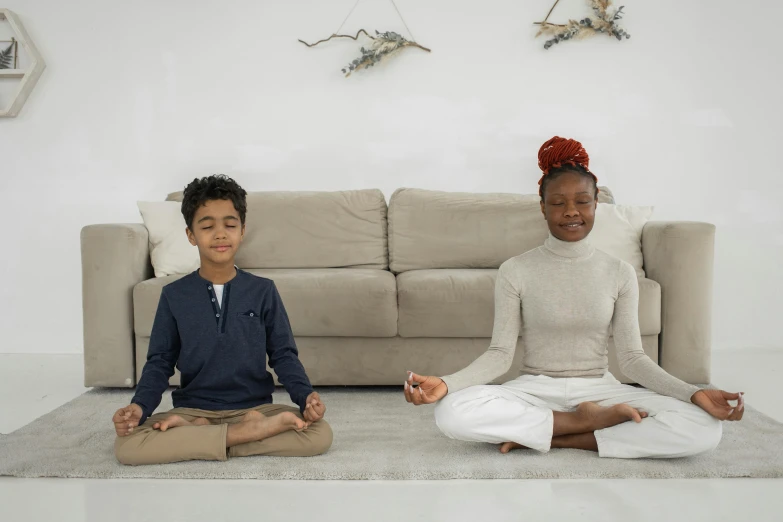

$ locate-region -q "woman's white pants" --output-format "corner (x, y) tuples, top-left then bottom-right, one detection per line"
(433, 373), (722, 458)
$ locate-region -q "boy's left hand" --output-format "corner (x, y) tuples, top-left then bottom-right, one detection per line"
(303, 392), (326, 423)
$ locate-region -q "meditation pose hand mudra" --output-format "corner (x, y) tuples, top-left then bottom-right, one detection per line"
(403, 137), (744, 458)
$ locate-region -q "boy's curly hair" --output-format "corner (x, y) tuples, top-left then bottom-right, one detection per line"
(181, 174), (247, 229)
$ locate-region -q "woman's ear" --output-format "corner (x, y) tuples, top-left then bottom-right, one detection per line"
(540, 200), (546, 218)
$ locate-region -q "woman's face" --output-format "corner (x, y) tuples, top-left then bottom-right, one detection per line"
(539, 171), (597, 242)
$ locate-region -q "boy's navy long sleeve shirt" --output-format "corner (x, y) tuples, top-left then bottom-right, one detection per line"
(131, 269), (314, 424)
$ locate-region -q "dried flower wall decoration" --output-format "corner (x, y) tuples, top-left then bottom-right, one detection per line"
(298, 0), (430, 77)
(535, 0), (630, 50)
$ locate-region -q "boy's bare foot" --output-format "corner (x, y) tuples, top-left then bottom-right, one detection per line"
(499, 442), (528, 454)
(242, 410), (263, 422)
(576, 401), (647, 431)
(226, 412), (307, 447)
(153, 415), (191, 431)
(153, 415), (210, 431)
(252, 412), (307, 435)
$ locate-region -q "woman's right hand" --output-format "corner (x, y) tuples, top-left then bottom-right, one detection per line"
(404, 371), (448, 405)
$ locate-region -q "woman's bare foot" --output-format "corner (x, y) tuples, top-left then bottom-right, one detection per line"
(576, 401), (647, 431)
(226, 412), (307, 447)
(499, 442), (528, 454)
(500, 404), (645, 454)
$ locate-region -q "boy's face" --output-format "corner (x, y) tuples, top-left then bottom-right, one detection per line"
(186, 199), (245, 266)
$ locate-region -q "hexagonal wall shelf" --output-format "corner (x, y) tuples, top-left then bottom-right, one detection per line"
(0, 9), (45, 117)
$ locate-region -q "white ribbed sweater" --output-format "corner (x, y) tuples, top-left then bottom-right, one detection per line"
(441, 234), (700, 403)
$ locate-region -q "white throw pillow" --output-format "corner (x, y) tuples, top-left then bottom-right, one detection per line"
(590, 203), (654, 278)
(137, 201), (200, 277)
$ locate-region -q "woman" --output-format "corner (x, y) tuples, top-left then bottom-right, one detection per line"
(403, 136), (743, 458)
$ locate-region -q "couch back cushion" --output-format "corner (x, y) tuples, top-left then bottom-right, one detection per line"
(388, 186), (614, 272)
(167, 189), (388, 269)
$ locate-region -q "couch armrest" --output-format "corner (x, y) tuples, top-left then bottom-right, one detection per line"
(81, 224), (152, 387)
(642, 221), (715, 383)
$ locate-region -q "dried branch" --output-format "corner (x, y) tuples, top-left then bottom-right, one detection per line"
(298, 29), (374, 48)
(534, 0), (630, 50)
(300, 26), (431, 77)
(406, 41), (431, 53)
(342, 30), (430, 77)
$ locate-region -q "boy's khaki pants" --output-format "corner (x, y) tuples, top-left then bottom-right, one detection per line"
(115, 403), (333, 465)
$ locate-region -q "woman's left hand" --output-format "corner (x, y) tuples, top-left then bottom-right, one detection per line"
(691, 389), (744, 421)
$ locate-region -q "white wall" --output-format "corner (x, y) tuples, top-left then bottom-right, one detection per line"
(1, 0), (781, 354)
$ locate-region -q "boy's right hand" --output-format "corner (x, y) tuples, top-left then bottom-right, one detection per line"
(112, 404), (143, 437)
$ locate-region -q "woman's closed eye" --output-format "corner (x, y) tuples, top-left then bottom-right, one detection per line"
(549, 201), (590, 206)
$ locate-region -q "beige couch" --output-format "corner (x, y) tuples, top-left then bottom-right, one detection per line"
(81, 187), (715, 389)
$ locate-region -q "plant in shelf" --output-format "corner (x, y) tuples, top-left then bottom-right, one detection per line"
(0, 9), (46, 117)
(0, 37), (16, 69)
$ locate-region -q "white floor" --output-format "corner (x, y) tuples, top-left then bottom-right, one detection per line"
(1, 350), (782, 522)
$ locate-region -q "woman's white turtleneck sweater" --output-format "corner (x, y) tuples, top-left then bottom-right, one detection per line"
(441, 233), (700, 403)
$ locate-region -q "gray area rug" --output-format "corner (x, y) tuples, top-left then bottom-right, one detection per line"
(1, 388), (782, 479)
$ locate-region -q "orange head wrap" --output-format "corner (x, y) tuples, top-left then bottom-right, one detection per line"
(537, 136), (598, 198)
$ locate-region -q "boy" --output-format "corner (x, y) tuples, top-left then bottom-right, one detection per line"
(112, 175), (332, 465)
